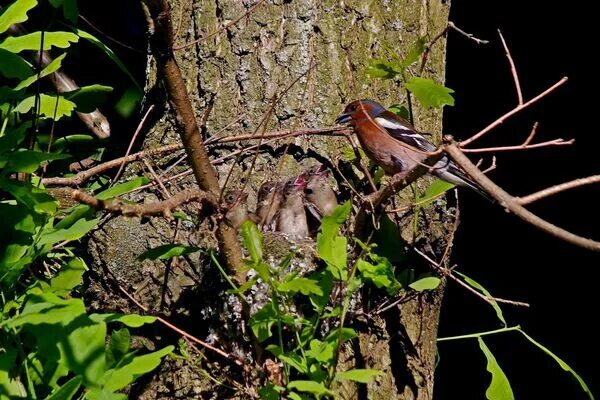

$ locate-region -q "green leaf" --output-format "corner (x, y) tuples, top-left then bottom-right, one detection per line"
(388, 104), (410, 120)
(409, 276), (440, 291)
(335, 368), (384, 383)
(0, 0), (37, 34)
(49, 257), (87, 296)
(14, 52), (66, 90)
(365, 59), (401, 79)
(306, 339), (335, 364)
(266, 345), (308, 374)
(101, 346), (173, 392)
(38, 216), (99, 246)
(85, 388), (127, 400)
(5, 293), (86, 328)
(138, 244), (200, 261)
(401, 37), (427, 68)
(405, 77), (455, 109)
(0, 48), (32, 79)
(456, 271), (506, 326)
(115, 87), (143, 118)
(89, 313), (157, 328)
(317, 202), (351, 280)
(517, 329), (594, 400)
(416, 179), (455, 206)
(279, 277), (323, 296)
(48, 0), (78, 23)
(356, 257), (401, 295)
(4, 149), (69, 173)
(64, 84), (114, 113)
(13, 93), (76, 120)
(0, 350), (23, 397)
(0, 31), (79, 52)
(287, 380), (333, 397)
(240, 220), (263, 264)
(0, 176), (58, 214)
(95, 177), (150, 200)
(250, 303), (278, 342)
(47, 375), (83, 400)
(324, 327), (357, 345)
(478, 338), (514, 400)
(76, 29), (142, 91)
(107, 328), (131, 368)
(259, 383), (285, 400)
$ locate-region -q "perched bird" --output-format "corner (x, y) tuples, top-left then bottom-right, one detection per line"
(302, 164), (339, 217)
(277, 176), (309, 238)
(335, 99), (490, 200)
(223, 191), (255, 229)
(256, 181), (283, 231)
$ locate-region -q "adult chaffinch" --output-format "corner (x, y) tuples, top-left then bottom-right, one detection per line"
(277, 176), (309, 238)
(335, 99), (489, 199)
(256, 181), (283, 231)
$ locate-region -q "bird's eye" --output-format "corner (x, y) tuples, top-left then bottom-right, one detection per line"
(305, 188), (313, 195)
(349, 105), (357, 112)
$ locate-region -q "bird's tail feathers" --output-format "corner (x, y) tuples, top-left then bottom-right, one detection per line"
(435, 163), (495, 203)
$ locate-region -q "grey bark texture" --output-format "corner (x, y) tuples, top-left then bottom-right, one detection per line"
(86, 1), (452, 398)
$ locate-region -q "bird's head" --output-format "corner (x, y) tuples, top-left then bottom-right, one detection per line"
(283, 175), (307, 196)
(223, 190), (248, 207)
(335, 99), (386, 125)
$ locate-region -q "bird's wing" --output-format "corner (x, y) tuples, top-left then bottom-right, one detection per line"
(374, 111), (437, 152)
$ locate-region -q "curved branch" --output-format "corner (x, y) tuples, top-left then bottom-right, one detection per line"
(518, 175), (600, 205)
(444, 140), (600, 252)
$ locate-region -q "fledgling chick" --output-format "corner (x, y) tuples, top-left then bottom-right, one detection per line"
(256, 181), (283, 231)
(223, 190), (254, 229)
(303, 164), (338, 217)
(277, 176), (309, 239)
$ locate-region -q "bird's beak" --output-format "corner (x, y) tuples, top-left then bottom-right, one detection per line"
(335, 113), (352, 125)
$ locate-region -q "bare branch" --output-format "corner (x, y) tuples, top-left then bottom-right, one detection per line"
(498, 29), (523, 105)
(462, 138), (574, 153)
(448, 21), (490, 45)
(71, 188), (215, 218)
(460, 77), (568, 147)
(518, 175), (600, 205)
(444, 140), (600, 252)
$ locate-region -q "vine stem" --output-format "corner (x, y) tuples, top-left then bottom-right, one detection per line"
(437, 325), (521, 342)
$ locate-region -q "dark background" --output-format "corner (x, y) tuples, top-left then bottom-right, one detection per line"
(72, 1), (598, 398)
(438, 1), (599, 399)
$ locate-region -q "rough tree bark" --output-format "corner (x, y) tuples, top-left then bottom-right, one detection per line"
(86, 1), (451, 398)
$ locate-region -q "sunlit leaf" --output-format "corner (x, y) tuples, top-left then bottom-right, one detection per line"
(416, 179), (455, 206)
(13, 93), (76, 120)
(241, 220), (263, 264)
(405, 77), (455, 109)
(456, 271), (506, 326)
(0, 0), (37, 34)
(48, 257), (87, 296)
(250, 303), (278, 342)
(5, 149), (69, 173)
(335, 368), (384, 383)
(38, 216), (99, 246)
(279, 277), (323, 296)
(138, 244), (200, 261)
(478, 338), (514, 400)
(95, 177), (150, 200)
(0, 31), (79, 52)
(288, 381), (333, 397)
(365, 59), (401, 79)
(517, 329), (594, 400)
(14, 53), (66, 90)
(89, 314), (157, 328)
(46, 375), (82, 400)
(401, 37), (426, 68)
(409, 276), (441, 291)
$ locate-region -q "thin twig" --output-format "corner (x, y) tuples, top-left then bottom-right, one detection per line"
(518, 175), (600, 205)
(460, 77), (568, 147)
(112, 105), (155, 185)
(462, 138), (573, 153)
(448, 21), (489, 45)
(498, 29), (523, 105)
(444, 139), (600, 252)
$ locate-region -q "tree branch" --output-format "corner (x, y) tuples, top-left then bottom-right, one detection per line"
(71, 188), (215, 218)
(443, 139), (600, 252)
(517, 175), (600, 205)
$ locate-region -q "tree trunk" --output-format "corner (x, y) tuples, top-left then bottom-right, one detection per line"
(86, 1), (451, 398)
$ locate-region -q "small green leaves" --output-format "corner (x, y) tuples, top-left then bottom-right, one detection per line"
(335, 368), (384, 383)
(365, 59), (401, 79)
(405, 77), (455, 109)
(138, 244), (200, 261)
(0, 31), (79, 52)
(279, 277), (323, 296)
(456, 271), (506, 326)
(288, 380), (334, 397)
(250, 303), (278, 342)
(241, 220), (263, 264)
(478, 338), (514, 400)
(408, 276), (441, 291)
(13, 93), (76, 120)
(317, 202), (351, 280)
(0, 0), (38, 34)
(401, 37), (427, 69)
(356, 257), (401, 295)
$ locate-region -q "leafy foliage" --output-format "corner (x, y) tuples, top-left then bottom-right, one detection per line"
(0, 2), (171, 398)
